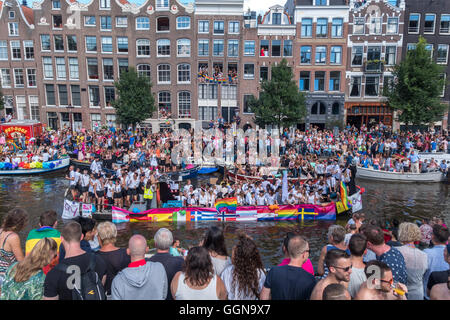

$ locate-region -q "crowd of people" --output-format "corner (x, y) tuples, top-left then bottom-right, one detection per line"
(0, 207), (448, 300)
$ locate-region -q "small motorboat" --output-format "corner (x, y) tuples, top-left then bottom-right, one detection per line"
(355, 166), (446, 183)
(0, 157), (70, 176)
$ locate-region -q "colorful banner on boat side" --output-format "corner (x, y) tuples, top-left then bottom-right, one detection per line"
(215, 197), (237, 213)
(340, 181), (352, 211)
(111, 204), (336, 224)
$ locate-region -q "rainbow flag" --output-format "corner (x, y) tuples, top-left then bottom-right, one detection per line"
(215, 197), (237, 213)
(339, 181), (352, 212)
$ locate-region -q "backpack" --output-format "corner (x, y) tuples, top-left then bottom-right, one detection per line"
(56, 253), (106, 300)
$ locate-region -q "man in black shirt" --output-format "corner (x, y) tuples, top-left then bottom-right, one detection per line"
(44, 221), (107, 300)
(261, 235), (316, 300)
(427, 244), (450, 296)
(148, 228), (184, 300)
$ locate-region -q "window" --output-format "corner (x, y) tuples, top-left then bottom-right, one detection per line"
(387, 17), (398, 34)
(354, 17), (365, 35)
(301, 46), (312, 64)
(11, 41), (21, 60)
(424, 14), (436, 33)
(214, 21), (224, 34)
(425, 44), (433, 59)
(437, 44), (449, 64)
(101, 36), (112, 53)
(314, 71), (325, 91)
(315, 0), (326, 5)
(69, 58), (79, 80)
(84, 16), (96, 26)
(157, 39), (170, 56)
(199, 107), (218, 121)
(118, 59), (128, 76)
(8, 10), (15, 19)
(260, 66), (268, 82)
(0, 41), (8, 60)
(299, 71), (310, 91)
(46, 84), (56, 105)
(176, 16), (190, 29)
(1, 69), (11, 88)
(408, 14), (420, 33)
(198, 21), (209, 33)
(385, 46), (396, 65)
(87, 58), (99, 80)
(157, 64), (171, 83)
(383, 76), (395, 94)
(24, 41), (34, 60)
(228, 40), (239, 57)
(16, 96), (26, 120)
(441, 15), (450, 34)
(41, 35), (51, 51)
(136, 17), (150, 30)
(91, 114), (101, 130)
(89, 86), (100, 106)
(137, 39), (150, 57)
(369, 17), (382, 34)
(301, 18), (312, 37)
(330, 46), (342, 64)
(244, 41), (255, 56)
(52, 35), (63, 51)
(137, 64), (151, 80)
(352, 46), (364, 66)
(106, 114), (116, 126)
(53, 15), (62, 29)
(71, 85), (81, 106)
(244, 64), (254, 79)
(272, 13), (282, 25)
(117, 37), (128, 53)
(365, 76), (379, 96)
(9, 22), (19, 36)
(29, 96), (40, 121)
(367, 46), (381, 70)
(439, 73), (446, 97)
(56, 57), (66, 79)
(157, 17), (170, 32)
(158, 91), (171, 115)
(100, 0), (110, 9)
(116, 16), (128, 28)
(316, 18), (328, 37)
(177, 39), (190, 57)
(243, 94), (253, 113)
(272, 40), (281, 57)
(43, 57), (53, 79)
(13, 69), (24, 87)
(208, 84), (218, 99)
(329, 71), (340, 91)
(213, 40), (224, 56)
(284, 40), (293, 57)
(229, 21), (239, 33)
(311, 102), (326, 114)
(198, 40), (209, 56)
(103, 58), (114, 80)
(156, 0), (169, 9)
(85, 36), (97, 52)
(177, 64), (191, 83)
(198, 84), (208, 99)
(260, 40), (269, 57)
(407, 43), (417, 51)
(101, 16), (112, 30)
(27, 69), (36, 87)
(104, 87), (115, 106)
(52, 0), (60, 9)
(67, 35), (77, 51)
(178, 91), (191, 118)
(315, 46), (327, 64)
(58, 85), (68, 105)
(332, 18), (343, 37)
(332, 102), (340, 115)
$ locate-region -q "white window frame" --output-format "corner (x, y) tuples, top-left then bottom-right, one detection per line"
(385, 46), (397, 66)
(136, 17), (150, 30)
(176, 16), (191, 30)
(156, 0), (169, 10)
(101, 36), (113, 54)
(116, 16), (128, 28)
(437, 44), (449, 64)
(157, 39), (171, 57)
(58, 84), (69, 106)
(84, 16), (96, 27)
(88, 86), (100, 107)
(136, 39), (151, 57)
(87, 57), (99, 81)
(369, 17), (382, 35)
(69, 57), (79, 80)
(43, 57), (54, 80)
(177, 91), (191, 118)
(13, 68), (24, 88)
(440, 74), (446, 97)
(52, 0), (61, 10)
(177, 63), (191, 84)
(100, 16), (112, 31)
(8, 22), (19, 36)
(198, 20), (209, 33)
(213, 39), (224, 57)
(67, 35), (77, 52)
(99, 0), (111, 10)
(387, 17), (399, 35)
(0, 69), (12, 88)
(243, 64), (254, 79)
(198, 39), (209, 56)
(408, 13), (421, 34)
(85, 36), (97, 53)
(10, 40), (21, 60)
(29, 96), (40, 121)
(157, 64), (171, 84)
(440, 14), (450, 35)
(228, 21), (240, 34)
(102, 58), (114, 81)
(117, 37), (128, 54)
(55, 57), (66, 80)
(177, 39), (191, 57)
(137, 64), (151, 80)
(23, 40), (34, 60)
(228, 40), (239, 57)
(54, 34), (64, 52)
(424, 13), (436, 34)
(353, 17), (365, 35)
(213, 21), (225, 35)
(0, 41), (8, 60)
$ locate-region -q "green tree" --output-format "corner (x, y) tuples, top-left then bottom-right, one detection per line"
(249, 59), (306, 127)
(384, 36), (447, 127)
(112, 67), (155, 128)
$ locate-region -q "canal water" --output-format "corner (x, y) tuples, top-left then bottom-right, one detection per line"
(0, 172), (448, 269)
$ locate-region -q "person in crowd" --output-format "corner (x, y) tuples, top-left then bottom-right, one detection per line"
(25, 210), (61, 255)
(43, 221), (107, 300)
(201, 226), (231, 277)
(355, 260), (408, 300)
(427, 243), (450, 298)
(423, 225), (450, 300)
(0, 238), (57, 300)
(171, 246), (227, 300)
(348, 234), (368, 299)
(169, 238), (185, 257)
(429, 274), (450, 300)
(386, 228), (402, 247)
(344, 224), (358, 246)
(310, 249), (353, 300)
(220, 233), (266, 300)
(0, 208), (28, 289)
(95, 221), (130, 298)
(278, 232), (314, 275)
(396, 222), (428, 300)
(111, 234), (167, 300)
(149, 228), (184, 301)
(317, 225), (350, 279)
(260, 235), (316, 300)
(363, 225), (408, 285)
(59, 216), (97, 260)
(419, 218), (433, 249)
(322, 283), (351, 300)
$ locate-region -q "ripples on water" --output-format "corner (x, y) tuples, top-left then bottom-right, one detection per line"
(0, 173), (448, 269)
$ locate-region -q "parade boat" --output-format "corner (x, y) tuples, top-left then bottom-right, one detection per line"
(0, 156), (70, 176)
(355, 166), (446, 183)
(164, 164), (200, 181)
(226, 170), (310, 184)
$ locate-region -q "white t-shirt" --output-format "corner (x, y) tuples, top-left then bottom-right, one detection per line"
(220, 265), (266, 300)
